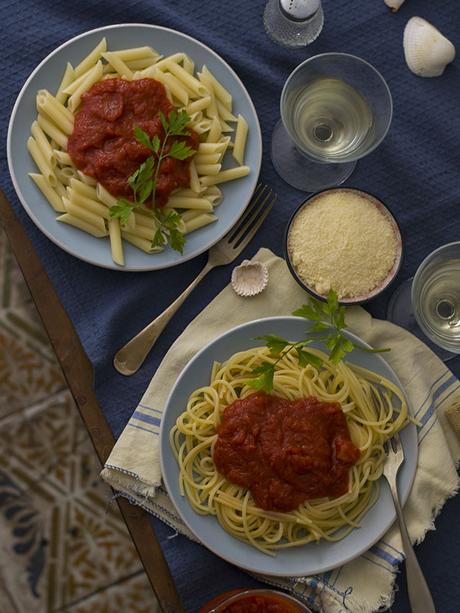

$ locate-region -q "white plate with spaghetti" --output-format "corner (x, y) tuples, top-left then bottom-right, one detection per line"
(7, 23), (262, 271)
(160, 316), (417, 577)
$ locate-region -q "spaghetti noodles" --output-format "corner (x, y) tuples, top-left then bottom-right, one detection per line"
(169, 345), (409, 554)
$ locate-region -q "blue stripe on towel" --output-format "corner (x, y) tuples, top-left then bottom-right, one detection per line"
(139, 403), (163, 415)
(416, 376), (457, 431)
(128, 423), (158, 435)
(132, 410), (161, 427)
(370, 545), (400, 567)
(415, 372), (450, 417)
(417, 375), (457, 432)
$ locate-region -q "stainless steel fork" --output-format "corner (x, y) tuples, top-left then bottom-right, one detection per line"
(383, 434), (436, 613)
(113, 185), (276, 376)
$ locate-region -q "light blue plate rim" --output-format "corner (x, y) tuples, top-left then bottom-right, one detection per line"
(160, 316), (418, 577)
(7, 23), (262, 271)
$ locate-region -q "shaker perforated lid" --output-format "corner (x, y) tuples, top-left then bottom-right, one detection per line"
(279, 0), (321, 21)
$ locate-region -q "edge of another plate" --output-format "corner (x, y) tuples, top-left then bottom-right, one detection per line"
(7, 23), (262, 271)
(160, 316), (418, 577)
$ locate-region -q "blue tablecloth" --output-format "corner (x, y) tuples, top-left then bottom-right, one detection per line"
(1, 0), (460, 611)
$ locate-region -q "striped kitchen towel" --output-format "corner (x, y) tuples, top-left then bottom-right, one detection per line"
(102, 248), (460, 613)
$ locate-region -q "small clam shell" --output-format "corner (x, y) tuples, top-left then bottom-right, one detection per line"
(384, 0), (405, 12)
(231, 260), (269, 297)
(404, 17), (455, 77)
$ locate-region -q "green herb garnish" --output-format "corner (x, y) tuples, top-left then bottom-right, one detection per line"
(247, 289), (390, 393)
(109, 110), (196, 254)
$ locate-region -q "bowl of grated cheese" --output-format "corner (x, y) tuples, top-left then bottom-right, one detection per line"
(285, 187), (403, 304)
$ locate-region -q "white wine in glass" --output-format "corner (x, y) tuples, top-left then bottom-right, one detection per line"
(287, 77), (373, 160)
(388, 242), (460, 360)
(272, 53), (392, 192)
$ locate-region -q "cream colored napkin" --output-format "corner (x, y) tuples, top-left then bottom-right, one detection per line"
(102, 248), (460, 613)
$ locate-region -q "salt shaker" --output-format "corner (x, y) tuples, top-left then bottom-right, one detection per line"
(263, 0), (324, 48)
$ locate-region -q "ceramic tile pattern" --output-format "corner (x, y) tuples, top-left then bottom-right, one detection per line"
(0, 229), (159, 612)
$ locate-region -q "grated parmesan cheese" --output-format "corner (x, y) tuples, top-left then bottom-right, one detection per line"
(287, 189), (400, 299)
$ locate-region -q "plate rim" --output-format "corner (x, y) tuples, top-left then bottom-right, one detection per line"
(160, 315), (418, 576)
(7, 22), (262, 272)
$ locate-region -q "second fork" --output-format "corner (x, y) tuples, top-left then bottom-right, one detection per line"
(113, 185), (276, 376)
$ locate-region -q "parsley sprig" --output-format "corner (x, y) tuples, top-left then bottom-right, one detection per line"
(109, 110), (196, 253)
(247, 290), (390, 393)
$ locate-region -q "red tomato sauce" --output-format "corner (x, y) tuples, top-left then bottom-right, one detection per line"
(67, 78), (199, 207)
(213, 393), (360, 512)
(221, 593), (300, 613)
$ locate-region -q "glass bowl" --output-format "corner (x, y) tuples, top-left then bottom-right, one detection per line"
(200, 588), (312, 612)
(284, 187), (403, 305)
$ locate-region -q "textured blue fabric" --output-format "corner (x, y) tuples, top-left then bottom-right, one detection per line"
(1, 1), (460, 611)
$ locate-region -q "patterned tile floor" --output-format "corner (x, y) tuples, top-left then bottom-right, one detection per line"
(0, 229), (159, 612)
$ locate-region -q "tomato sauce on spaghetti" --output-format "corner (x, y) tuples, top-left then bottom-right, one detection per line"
(67, 78), (199, 207)
(213, 393), (360, 512)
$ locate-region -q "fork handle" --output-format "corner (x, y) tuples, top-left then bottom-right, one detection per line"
(113, 260), (214, 376)
(388, 483), (436, 613)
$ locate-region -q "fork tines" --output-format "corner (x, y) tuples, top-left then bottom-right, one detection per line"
(227, 184), (276, 250)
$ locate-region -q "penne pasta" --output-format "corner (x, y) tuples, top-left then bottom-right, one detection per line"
(164, 60), (208, 97)
(102, 52), (133, 80)
(152, 69), (189, 105)
(57, 213), (108, 237)
(55, 165), (78, 186)
(207, 117), (222, 142)
(37, 90), (74, 135)
(76, 170), (97, 186)
(108, 218), (124, 266)
(27, 137), (56, 186)
(31, 121), (56, 169)
(232, 114), (249, 165)
(200, 66), (232, 108)
(55, 63), (75, 103)
(96, 183), (117, 207)
(68, 190), (109, 219)
(68, 61), (104, 112)
(29, 173), (65, 212)
(200, 166), (250, 186)
(185, 96), (211, 114)
(53, 149), (73, 166)
(114, 46), (159, 62)
(121, 230), (162, 253)
(194, 153), (222, 165)
(149, 52), (186, 71)
(195, 163), (222, 176)
(182, 55), (195, 75)
(37, 113), (68, 149)
(70, 177), (98, 199)
(198, 141), (228, 154)
(166, 196), (214, 211)
(184, 213), (217, 234)
(189, 159), (201, 193)
(216, 100), (237, 122)
(180, 209), (202, 223)
(74, 38), (107, 78)
(65, 200), (107, 232)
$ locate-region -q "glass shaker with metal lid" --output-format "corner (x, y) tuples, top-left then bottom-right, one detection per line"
(263, 0), (324, 47)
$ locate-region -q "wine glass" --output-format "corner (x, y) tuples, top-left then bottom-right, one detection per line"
(271, 53), (393, 192)
(387, 242), (460, 361)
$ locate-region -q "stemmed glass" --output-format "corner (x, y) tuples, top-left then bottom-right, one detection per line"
(387, 242), (460, 361)
(271, 53), (393, 192)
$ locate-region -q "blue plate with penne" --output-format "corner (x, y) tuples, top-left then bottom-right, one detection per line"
(7, 23), (262, 270)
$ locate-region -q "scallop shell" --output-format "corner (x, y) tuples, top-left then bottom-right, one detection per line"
(231, 260), (269, 297)
(384, 0), (405, 12)
(403, 17), (455, 77)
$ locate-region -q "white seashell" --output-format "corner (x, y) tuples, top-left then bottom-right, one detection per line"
(384, 0), (405, 12)
(403, 17), (455, 77)
(231, 260), (269, 297)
